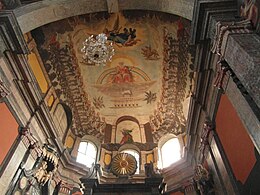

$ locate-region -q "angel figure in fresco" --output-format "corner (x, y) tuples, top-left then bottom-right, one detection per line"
(105, 27), (140, 47)
(103, 15), (140, 47)
(119, 129), (133, 145)
(112, 62), (134, 83)
(240, 0), (259, 27)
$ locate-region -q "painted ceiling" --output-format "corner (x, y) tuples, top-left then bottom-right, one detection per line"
(33, 11), (194, 141)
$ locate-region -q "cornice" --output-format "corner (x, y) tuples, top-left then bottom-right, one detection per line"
(0, 10), (29, 54)
(190, 0), (237, 45)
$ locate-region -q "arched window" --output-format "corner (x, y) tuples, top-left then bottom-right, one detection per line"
(121, 149), (140, 174)
(158, 137), (181, 168)
(76, 141), (97, 168)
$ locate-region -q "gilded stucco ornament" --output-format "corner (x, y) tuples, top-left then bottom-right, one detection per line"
(33, 144), (59, 186)
(111, 153), (137, 176)
(13, 129), (67, 194)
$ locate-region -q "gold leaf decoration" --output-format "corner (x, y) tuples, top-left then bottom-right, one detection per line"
(111, 153), (137, 176)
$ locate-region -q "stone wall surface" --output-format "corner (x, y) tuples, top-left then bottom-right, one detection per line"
(225, 34), (260, 108)
(14, 0), (194, 33)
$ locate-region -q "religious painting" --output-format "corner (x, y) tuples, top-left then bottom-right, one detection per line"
(115, 119), (141, 144)
(32, 10), (194, 141)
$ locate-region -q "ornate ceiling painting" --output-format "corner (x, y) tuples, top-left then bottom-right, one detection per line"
(34, 11), (194, 142)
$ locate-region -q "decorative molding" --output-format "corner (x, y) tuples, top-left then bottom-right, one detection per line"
(0, 10), (29, 54)
(102, 142), (157, 151)
(0, 79), (10, 100)
(2, 0), (21, 10)
(199, 120), (214, 160)
(213, 59), (250, 97)
(59, 182), (74, 195)
(20, 127), (42, 156)
(213, 60), (231, 90)
(183, 182), (196, 194)
(190, 0), (237, 44)
(211, 19), (253, 57)
(53, 174), (74, 195)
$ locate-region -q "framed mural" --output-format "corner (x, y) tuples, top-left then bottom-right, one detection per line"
(238, 0), (260, 33)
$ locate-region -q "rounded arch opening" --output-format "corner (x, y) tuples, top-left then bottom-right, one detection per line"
(76, 140), (97, 168)
(115, 116), (142, 144)
(158, 134), (183, 169)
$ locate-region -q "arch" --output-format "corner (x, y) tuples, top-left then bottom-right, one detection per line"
(76, 140), (97, 168)
(81, 135), (101, 149)
(77, 135), (102, 167)
(116, 115), (140, 126)
(115, 116), (142, 143)
(60, 102), (73, 129)
(157, 134), (183, 168)
(53, 103), (72, 140)
(15, 0), (194, 33)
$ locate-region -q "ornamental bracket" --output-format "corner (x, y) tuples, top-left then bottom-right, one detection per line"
(211, 19), (253, 57)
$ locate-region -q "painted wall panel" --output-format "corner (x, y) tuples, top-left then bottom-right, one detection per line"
(0, 103), (19, 165)
(216, 95), (256, 183)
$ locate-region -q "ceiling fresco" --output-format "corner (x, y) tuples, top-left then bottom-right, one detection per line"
(32, 11), (194, 141)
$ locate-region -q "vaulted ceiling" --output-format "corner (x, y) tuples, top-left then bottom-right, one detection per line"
(31, 10), (194, 142)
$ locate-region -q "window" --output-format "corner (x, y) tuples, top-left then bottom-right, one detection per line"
(121, 149), (140, 174)
(158, 137), (181, 168)
(76, 141), (97, 168)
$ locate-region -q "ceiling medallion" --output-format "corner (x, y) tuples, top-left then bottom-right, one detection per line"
(81, 33), (115, 66)
(111, 153), (137, 176)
